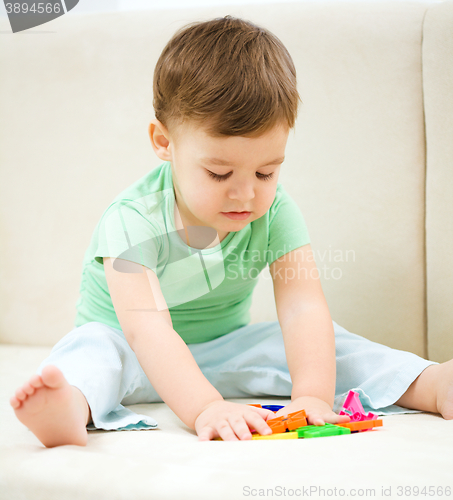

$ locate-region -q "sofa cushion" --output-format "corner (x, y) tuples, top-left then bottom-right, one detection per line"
(1, 344), (452, 500)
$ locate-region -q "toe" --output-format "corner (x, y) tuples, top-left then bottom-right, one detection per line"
(10, 396), (21, 409)
(41, 365), (66, 389)
(29, 374), (43, 389)
(23, 382), (35, 396)
(15, 388), (27, 401)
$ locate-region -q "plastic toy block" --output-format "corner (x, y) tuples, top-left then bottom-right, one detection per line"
(339, 390), (378, 421)
(286, 413), (308, 431)
(297, 423), (351, 439)
(339, 409), (378, 422)
(213, 431), (298, 441)
(252, 431), (298, 440)
(267, 418), (286, 433)
(247, 404), (285, 412)
(262, 405), (285, 412)
(336, 418), (383, 432)
(267, 410), (308, 434)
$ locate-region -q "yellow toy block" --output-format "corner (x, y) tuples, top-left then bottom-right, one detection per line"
(252, 431), (298, 440)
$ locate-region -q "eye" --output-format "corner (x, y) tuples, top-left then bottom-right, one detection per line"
(207, 170), (232, 182)
(256, 172), (274, 181)
(207, 171), (274, 182)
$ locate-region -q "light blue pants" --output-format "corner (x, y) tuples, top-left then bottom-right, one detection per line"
(37, 320), (438, 431)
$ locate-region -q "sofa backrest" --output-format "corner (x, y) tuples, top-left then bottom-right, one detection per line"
(1, 2), (452, 362)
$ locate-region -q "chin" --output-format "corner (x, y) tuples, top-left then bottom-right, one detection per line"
(226, 219), (253, 227)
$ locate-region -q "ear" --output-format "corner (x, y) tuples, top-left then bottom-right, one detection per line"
(148, 119), (172, 161)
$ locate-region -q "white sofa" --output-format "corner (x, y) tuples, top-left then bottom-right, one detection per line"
(1, 2), (452, 499)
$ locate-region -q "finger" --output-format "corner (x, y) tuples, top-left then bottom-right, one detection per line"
(215, 420), (239, 441)
(307, 413), (325, 426)
(329, 413), (351, 424)
(249, 407), (275, 420)
(318, 411), (351, 425)
(245, 413), (272, 436)
(228, 416), (253, 440)
(197, 426), (217, 442)
(262, 410), (277, 421)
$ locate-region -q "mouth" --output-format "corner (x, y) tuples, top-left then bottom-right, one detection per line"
(221, 211), (251, 220)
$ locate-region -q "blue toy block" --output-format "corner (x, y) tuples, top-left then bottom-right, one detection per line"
(262, 405), (285, 412)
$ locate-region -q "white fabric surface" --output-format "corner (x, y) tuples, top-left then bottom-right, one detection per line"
(1, 344), (453, 500)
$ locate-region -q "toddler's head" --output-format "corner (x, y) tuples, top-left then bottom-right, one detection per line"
(149, 16), (300, 242)
(153, 15), (300, 137)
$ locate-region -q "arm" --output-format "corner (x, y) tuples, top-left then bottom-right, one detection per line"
(103, 257), (273, 437)
(270, 244), (349, 424)
(104, 257), (222, 429)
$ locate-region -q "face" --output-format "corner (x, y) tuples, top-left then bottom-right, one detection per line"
(148, 120), (289, 243)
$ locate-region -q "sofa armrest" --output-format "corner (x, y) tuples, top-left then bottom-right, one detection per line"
(423, 1), (453, 362)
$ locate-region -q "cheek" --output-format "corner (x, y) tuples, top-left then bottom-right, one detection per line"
(187, 179), (221, 210)
(261, 184), (278, 208)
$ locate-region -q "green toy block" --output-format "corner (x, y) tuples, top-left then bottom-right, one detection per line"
(296, 423), (351, 438)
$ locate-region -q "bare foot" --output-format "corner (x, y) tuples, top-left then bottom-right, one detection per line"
(9, 365), (91, 447)
(436, 359), (453, 420)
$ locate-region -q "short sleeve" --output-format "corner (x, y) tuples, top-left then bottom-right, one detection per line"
(266, 184), (310, 266)
(93, 200), (161, 271)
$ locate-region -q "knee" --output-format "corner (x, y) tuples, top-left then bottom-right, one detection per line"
(76, 321), (121, 334)
(73, 322), (123, 343)
(57, 323), (126, 363)
(86, 322), (124, 344)
(37, 323), (128, 383)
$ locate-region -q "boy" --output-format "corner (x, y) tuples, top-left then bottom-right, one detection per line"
(10, 16), (453, 447)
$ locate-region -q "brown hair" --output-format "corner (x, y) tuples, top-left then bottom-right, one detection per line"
(153, 16), (300, 137)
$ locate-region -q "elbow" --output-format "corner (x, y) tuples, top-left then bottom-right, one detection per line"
(125, 317), (174, 352)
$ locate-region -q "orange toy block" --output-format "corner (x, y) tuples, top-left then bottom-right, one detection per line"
(267, 418), (286, 433)
(336, 419), (383, 432)
(286, 410), (308, 431)
(266, 410), (308, 434)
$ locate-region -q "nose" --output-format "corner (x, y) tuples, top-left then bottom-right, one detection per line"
(228, 180), (255, 204)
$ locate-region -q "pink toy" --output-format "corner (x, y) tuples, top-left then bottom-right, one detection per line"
(339, 390), (378, 422)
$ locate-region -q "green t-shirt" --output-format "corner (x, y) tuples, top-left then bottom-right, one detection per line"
(74, 161), (310, 344)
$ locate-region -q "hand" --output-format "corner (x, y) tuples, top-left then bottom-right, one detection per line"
(274, 396), (351, 426)
(194, 400), (275, 441)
